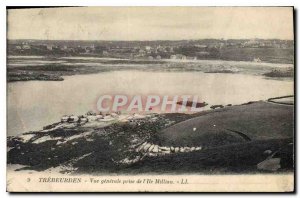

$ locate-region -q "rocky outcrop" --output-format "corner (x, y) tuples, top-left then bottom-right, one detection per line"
(115, 142), (203, 165)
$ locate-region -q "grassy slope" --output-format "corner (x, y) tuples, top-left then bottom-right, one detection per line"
(158, 101), (294, 147)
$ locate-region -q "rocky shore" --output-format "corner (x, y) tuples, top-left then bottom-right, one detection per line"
(7, 64), (117, 82)
(263, 67), (294, 78)
(8, 70), (64, 82)
(7, 96), (294, 174)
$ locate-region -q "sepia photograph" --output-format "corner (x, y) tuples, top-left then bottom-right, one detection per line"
(6, 6), (294, 192)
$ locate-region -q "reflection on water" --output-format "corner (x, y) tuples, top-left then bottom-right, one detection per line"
(7, 71), (293, 136)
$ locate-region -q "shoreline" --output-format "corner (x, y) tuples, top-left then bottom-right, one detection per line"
(7, 57), (295, 82)
(8, 55), (295, 66)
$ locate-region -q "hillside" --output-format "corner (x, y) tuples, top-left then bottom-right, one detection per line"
(7, 97), (294, 174)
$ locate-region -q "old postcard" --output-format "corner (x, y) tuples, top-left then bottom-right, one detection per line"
(6, 7), (294, 192)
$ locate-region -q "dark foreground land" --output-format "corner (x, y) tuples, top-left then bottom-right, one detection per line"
(7, 96), (294, 174)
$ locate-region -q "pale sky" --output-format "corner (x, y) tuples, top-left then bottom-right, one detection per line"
(7, 7), (294, 40)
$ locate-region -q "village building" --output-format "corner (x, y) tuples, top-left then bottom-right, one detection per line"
(138, 49), (146, 56)
(170, 54), (187, 60)
(102, 50), (109, 56)
(195, 44), (207, 48)
(170, 55), (177, 59)
(145, 46), (152, 51)
(46, 44), (54, 51)
(21, 42), (31, 49)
